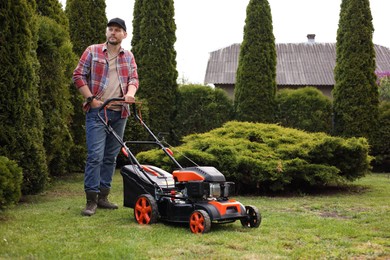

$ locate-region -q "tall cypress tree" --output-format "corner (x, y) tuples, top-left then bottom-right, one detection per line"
(0, 0), (48, 194)
(131, 0), (178, 137)
(36, 0), (69, 28)
(333, 0), (379, 138)
(35, 0), (76, 176)
(66, 0), (106, 56)
(65, 0), (107, 171)
(234, 0), (277, 123)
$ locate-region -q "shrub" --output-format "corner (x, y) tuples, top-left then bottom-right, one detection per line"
(173, 85), (234, 143)
(0, 156), (23, 210)
(371, 101), (390, 170)
(137, 121), (371, 193)
(276, 87), (332, 133)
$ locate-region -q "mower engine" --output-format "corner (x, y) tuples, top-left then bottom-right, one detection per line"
(172, 166), (235, 200)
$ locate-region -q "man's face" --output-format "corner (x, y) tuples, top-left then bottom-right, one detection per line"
(106, 25), (127, 45)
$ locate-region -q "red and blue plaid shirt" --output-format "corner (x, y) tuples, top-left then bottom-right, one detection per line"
(72, 42), (139, 117)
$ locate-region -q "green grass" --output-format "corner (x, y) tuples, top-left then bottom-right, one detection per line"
(1, 172), (389, 259)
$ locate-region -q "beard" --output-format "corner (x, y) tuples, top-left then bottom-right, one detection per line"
(107, 37), (120, 45)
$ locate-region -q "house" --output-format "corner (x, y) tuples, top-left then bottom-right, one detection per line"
(204, 34), (390, 98)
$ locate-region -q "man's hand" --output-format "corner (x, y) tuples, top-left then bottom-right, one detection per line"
(124, 84), (137, 103)
(90, 98), (103, 108)
(124, 93), (135, 103)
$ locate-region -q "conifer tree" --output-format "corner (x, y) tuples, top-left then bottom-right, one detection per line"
(66, 0), (107, 56)
(0, 0), (48, 194)
(36, 16), (76, 175)
(65, 0), (107, 171)
(234, 0), (277, 123)
(131, 0), (178, 136)
(35, 0), (76, 176)
(36, 0), (69, 28)
(333, 0), (379, 138)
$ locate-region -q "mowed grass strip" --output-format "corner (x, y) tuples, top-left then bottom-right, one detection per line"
(0, 172), (389, 259)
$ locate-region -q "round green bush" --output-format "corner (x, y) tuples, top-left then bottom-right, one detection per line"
(0, 156), (23, 210)
(173, 85), (234, 142)
(276, 87), (332, 133)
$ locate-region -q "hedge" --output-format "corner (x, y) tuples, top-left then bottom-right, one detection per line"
(276, 87), (332, 133)
(136, 121), (371, 193)
(371, 101), (390, 170)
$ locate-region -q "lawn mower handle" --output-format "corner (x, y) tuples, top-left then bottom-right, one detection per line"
(98, 97), (126, 113)
(96, 97), (183, 170)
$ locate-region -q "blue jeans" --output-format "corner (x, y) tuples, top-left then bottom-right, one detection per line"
(84, 108), (127, 192)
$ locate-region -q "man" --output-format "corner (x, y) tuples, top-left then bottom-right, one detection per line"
(72, 18), (139, 216)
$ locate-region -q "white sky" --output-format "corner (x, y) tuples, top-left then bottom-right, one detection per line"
(60, 0), (389, 84)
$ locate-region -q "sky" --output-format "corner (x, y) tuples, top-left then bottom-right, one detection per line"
(60, 0), (390, 84)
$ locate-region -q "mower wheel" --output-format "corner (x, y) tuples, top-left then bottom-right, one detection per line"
(189, 209), (211, 234)
(134, 194), (159, 225)
(240, 205), (261, 228)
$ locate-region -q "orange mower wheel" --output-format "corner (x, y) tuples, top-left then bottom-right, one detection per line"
(189, 209), (211, 234)
(134, 194), (159, 225)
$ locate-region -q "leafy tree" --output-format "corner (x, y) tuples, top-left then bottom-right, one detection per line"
(131, 0), (178, 138)
(333, 0), (379, 139)
(234, 0), (277, 123)
(0, 0), (48, 194)
(65, 0), (107, 171)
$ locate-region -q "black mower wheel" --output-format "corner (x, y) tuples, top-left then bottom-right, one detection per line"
(189, 210), (211, 234)
(241, 205), (261, 228)
(134, 194), (159, 225)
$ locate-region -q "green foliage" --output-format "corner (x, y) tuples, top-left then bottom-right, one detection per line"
(36, 16), (75, 176)
(65, 0), (107, 171)
(0, 0), (49, 195)
(276, 87), (332, 133)
(370, 101), (390, 169)
(333, 0), (379, 139)
(0, 156), (23, 210)
(234, 0), (277, 123)
(378, 76), (390, 102)
(65, 0), (107, 56)
(173, 85), (234, 143)
(131, 0), (178, 139)
(35, 0), (69, 29)
(137, 122), (371, 193)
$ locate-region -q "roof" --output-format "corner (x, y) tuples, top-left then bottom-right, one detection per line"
(204, 42), (390, 86)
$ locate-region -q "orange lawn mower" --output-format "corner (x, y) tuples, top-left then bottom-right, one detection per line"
(98, 98), (261, 234)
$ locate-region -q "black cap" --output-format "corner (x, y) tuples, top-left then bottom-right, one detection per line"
(107, 18), (126, 32)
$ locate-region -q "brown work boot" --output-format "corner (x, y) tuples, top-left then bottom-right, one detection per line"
(97, 187), (118, 209)
(81, 191), (98, 216)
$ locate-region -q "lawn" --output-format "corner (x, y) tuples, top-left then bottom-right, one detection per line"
(0, 172), (389, 259)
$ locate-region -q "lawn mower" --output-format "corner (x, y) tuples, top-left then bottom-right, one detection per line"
(98, 98), (261, 234)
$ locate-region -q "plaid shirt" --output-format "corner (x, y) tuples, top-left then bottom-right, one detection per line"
(72, 43), (139, 117)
